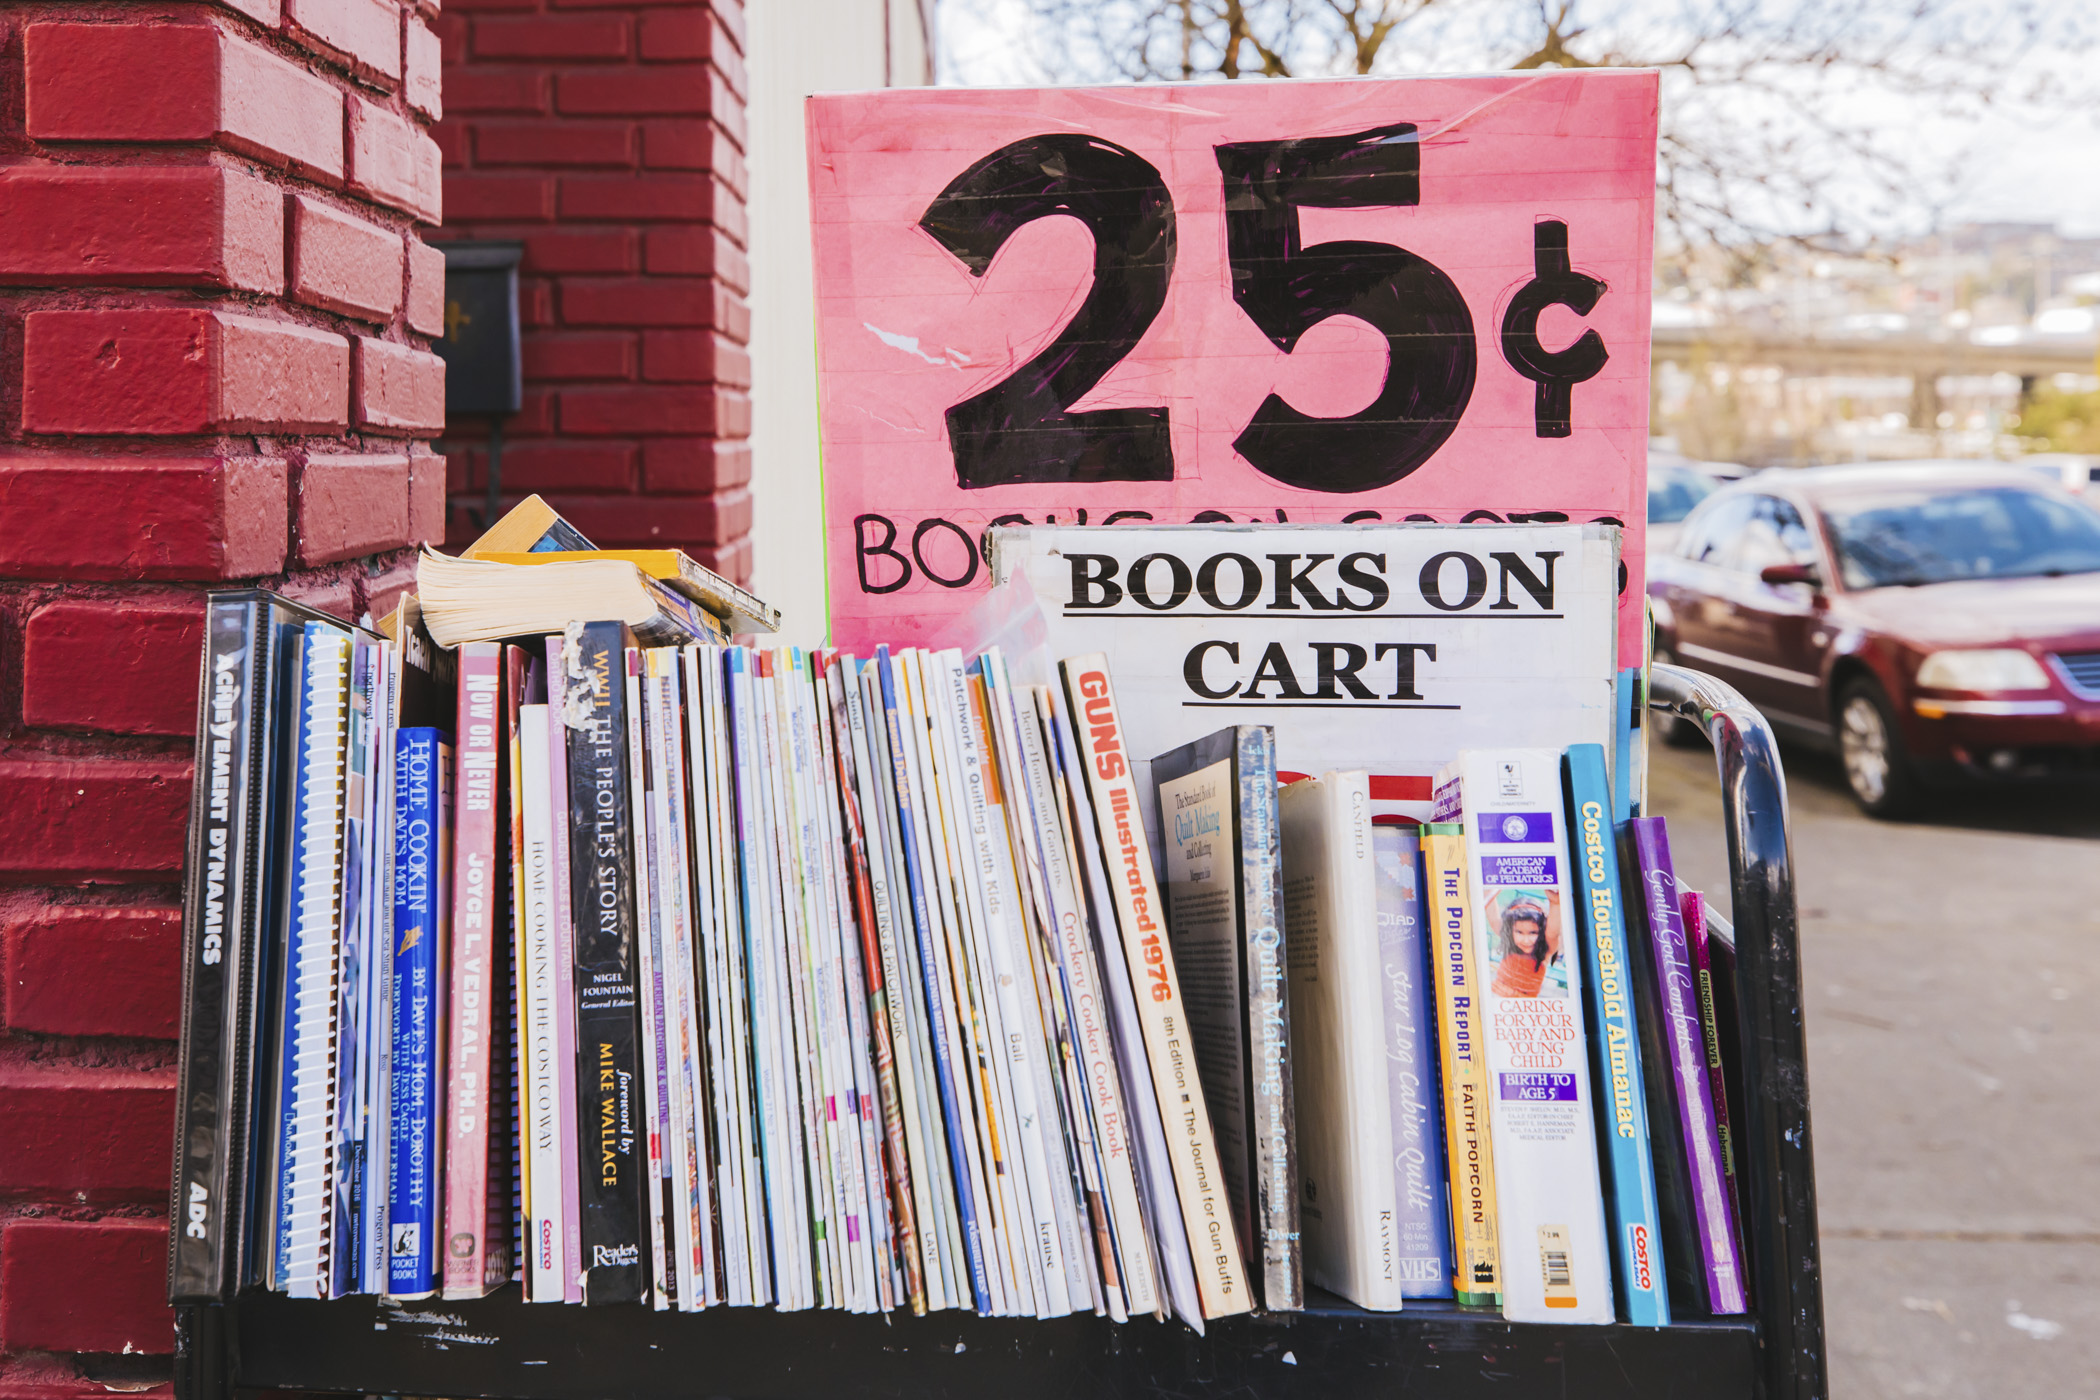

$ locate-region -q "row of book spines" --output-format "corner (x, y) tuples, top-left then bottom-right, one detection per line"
(1418, 774), (1746, 1324)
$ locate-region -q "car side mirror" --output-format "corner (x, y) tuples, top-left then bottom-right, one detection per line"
(1759, 561), (1820, 588)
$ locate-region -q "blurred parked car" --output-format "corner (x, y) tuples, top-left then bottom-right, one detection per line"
(2020, 454), (2100, 508)
(1647, 461), (1723, 556)
(1648, 463), (2100, 816)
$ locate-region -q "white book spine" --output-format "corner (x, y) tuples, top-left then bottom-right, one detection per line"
(1449, 749), (1614, 1325)
(895, 649), (1003, 1315)
(926, 651), (1040, 1318)
(858, 660), (963, 1311)
(704, 650), (767, 1305)
(950, 658), (1073, 1318)
(517, 705), (565, 1303)
(626, 653), (672, 1311)
(1277, 771), (1402, 1311)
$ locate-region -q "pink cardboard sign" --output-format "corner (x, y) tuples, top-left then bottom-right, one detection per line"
(807, 71), (1658, 665)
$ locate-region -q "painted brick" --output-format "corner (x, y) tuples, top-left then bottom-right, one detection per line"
(298, 452), (412, 563)
(559, 384), (740, 436)
(642, 330), (748, 385)
(218, 0), (282, 25)
(409, 445), (448, 543)
(474, 13), (630, 59)
(21, 599), (204, 737)
(434, 120), (469, 168)
(447, 173), (557, 221)
(354, 339), (447, 432)
(435, 12), (468, 63)
(287, 0), (403, 83)
(561, 277), (725, 328)
(641, 120), (745, 191)
(406, 17), (444, 120)
(478, 120), (636, 167)
(457, 438), (636, 491)
(556, 64), (713, 116)
(636, 8), (709, 61)
(24, 310), (349, 435)
(519, 280), (557, 329)
(521, 227), (637, 273)
(407, 238), (447, 337)
(710, 0), (747, 52)
(443, 68), (549, 113)
(643, 437), (749, 494)
(524, 331), (637, 382)
(643, 225), (748, 290)
(2, 904), (182, 1037)
(0, 458), (287, 581)
(0, 760), (190, 880)
(0, 167), (283, 294)
(26, 23), (346, 182)
(348, 96), (443, 223)
(0, 1220), (172, 1355)
(557, 173), (723, 222)
(290, 195), (404, 322)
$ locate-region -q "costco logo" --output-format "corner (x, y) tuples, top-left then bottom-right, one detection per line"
(1628, 1223), (1655, 1292)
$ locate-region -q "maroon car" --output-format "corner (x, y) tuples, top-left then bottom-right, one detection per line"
(1647, 463), (2100, 816)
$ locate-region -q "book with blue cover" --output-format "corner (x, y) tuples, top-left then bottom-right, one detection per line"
(1563, 745), (1670, 1326)
(389, 724), (451, 1298)
(1372, 823), (1456, 1300)
(270, 621), (353, 1299)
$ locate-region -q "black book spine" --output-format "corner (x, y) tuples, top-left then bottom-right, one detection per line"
(170, 596), (269, 1302)
(1235, 724), (1302, 1312)
(561, 620), (645, 1303)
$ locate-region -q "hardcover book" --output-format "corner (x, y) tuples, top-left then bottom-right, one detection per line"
(389, 725), (452, 1298)
(1439, 751), (1614, 1325)
(1277, 771), (1403, 1312)
(1680, 888), (1745, 1264)
(1563, 746), (1670, 1326)
(558, 621), (647, 1304)
(1151, 725), (1302, 1312)
(443, 643), (508, 1297)
(1061, 654), (1252, 1321)
(170, 592), (364, 1303)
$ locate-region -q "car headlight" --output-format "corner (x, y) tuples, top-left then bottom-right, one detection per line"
(1915, 649), (2051, 692)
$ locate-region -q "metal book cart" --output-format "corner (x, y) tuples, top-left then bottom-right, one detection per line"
(172, 663), (1826, 1400)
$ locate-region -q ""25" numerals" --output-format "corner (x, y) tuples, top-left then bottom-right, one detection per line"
(917, 126), (1606, 494)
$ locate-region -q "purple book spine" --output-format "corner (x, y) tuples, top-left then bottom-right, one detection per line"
(1628, 818), (1746, 1314)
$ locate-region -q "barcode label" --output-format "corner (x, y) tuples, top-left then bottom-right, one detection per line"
(1537, 1224), (1579, 1309)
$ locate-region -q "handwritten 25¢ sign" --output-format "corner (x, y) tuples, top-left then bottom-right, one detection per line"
(807, 71), (1658, 663)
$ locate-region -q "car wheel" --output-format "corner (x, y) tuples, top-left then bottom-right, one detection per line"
(1651, 642), (1705, 749)
(1836, 678), (1918, 818)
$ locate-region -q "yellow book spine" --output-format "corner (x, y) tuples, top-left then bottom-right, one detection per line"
(1424, 823), (1502, 1307)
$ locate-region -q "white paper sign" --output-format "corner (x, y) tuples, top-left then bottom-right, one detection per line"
(991, 523), (1619, 819)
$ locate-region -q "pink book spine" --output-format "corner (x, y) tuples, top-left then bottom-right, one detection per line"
(443, 644), (504, 1297)
(546, 634), (585, 1303)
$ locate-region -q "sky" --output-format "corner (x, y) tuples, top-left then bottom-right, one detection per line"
(935, 0), (2100, 240)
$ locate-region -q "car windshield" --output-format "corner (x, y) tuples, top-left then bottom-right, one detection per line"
(1823, 486), (2100, 589)
(1648, 467), (1717, 524)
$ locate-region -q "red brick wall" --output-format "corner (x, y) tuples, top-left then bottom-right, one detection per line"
(433, 0), (752, 583)
(0, 0), (445, 1387)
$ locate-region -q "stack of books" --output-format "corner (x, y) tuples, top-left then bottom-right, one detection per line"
(171, 506), (1750, 1331)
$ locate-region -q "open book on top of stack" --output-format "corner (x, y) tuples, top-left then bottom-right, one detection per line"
(414, 497), (780, 649)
